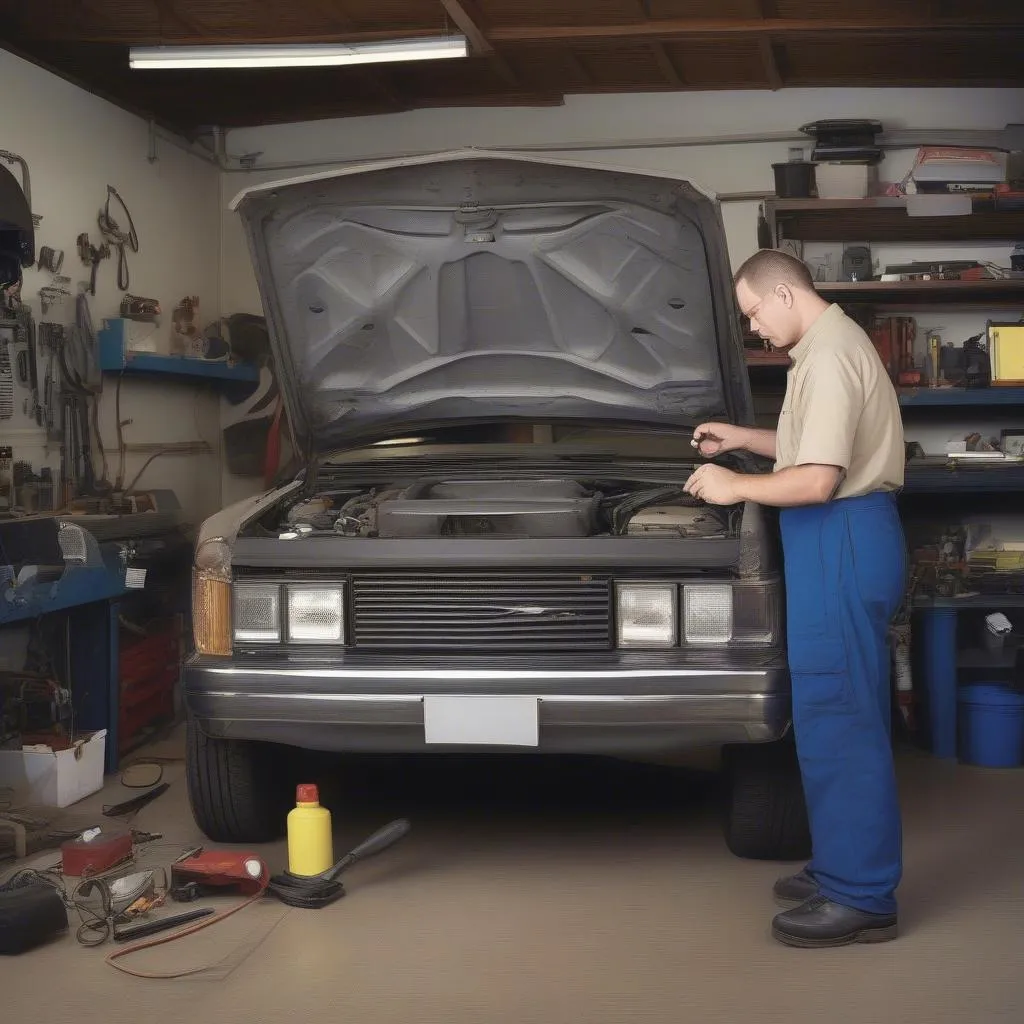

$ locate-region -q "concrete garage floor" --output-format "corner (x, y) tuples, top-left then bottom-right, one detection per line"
(4, 732), (1024, 1023)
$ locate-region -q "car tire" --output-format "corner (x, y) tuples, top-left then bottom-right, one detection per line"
(186, 715), (291, 844)
(721, 740), (811, 861)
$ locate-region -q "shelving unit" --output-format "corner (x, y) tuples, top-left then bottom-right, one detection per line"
(98, 346), (261, 384)
(765, 197), (1024, 245)
(755, 196), (1024, 762)
(898, 386), (1024, 407)
(97, 317), (260, 387)
(903, 461), (1024, 494)
(816, 279), (1024, 308)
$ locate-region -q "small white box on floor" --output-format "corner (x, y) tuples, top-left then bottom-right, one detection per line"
(0, 731), (106, 808)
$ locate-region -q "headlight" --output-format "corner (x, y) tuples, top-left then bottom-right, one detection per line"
(287, 586), (345, 643)
(233, 583), (281, 643)
(230, 583), (347, 645)
(683, 584), (733, 644)
(616, 583), (678, 648)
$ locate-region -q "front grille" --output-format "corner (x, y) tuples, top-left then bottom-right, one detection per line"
(351, 572), (612, 651)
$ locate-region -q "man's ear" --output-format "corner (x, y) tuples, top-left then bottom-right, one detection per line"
(776, 283), (794, 308)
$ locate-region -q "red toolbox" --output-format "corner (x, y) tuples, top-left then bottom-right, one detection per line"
(118, 618), (181, 753)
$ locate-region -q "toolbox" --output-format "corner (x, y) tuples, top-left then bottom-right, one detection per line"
(118, 618), (181, 754)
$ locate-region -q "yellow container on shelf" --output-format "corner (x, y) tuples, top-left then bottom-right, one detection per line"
(286, 784), (334, 876)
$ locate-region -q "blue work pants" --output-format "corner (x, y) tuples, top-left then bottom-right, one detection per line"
(779, 491), (906, 915)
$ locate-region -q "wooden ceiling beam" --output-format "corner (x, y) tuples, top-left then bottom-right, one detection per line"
(562, 49), (593, 86)
(19, 13), (1020, 46)
(650, 42), (684, 86)
(488, 17), (1024, 44)
(305, 1), (358, 31)
(759, 39), (783, 89)
(743, 0), (783, 89)
(154, 1), (207, 38)
(627, 2), (685, 88)
(439, 0), (521, 88)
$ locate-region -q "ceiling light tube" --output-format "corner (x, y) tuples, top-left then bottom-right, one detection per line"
(129, 36), (468, 70)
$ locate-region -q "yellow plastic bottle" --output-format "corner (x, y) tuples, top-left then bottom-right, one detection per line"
(287, 784), (334, 876)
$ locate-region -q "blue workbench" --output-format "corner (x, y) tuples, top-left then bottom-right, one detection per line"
(1, 549), (129, 772)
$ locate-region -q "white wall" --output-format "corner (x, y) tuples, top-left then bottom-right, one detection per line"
(1, 49), (222, 525)
(219, 87), (1024, 312)
(216, 86), (1024, 477)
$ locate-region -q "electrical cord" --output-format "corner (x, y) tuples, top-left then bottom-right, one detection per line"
(123, 450), (168, 493)
(0, 868), (112, 947)
(115, 373), (126, 490)
(73, 877), (115, 947)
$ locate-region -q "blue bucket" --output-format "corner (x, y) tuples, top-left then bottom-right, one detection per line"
(957, 684), (1024, 768)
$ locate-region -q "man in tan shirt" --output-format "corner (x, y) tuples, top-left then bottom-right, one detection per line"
(685, 250), (907, 949)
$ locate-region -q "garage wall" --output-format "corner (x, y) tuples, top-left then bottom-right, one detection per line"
(219, 87), (1024, 311)
(217, 86), (1024, 502)
(2, 49), (223, 526)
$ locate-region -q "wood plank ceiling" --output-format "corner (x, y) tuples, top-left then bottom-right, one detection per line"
(1, 0), (1022, 135)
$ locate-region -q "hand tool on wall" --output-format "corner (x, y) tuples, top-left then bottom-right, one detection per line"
(38, 322), (64, 440)
(37, 246), (63, 274)
(77, 233), (110, 297)
(97, 185), (139, 292)
(0, 304), (39, 425)
(0, 334), (12, 419)
(120, 293), (160, 322)
(39, 278), (71, 317)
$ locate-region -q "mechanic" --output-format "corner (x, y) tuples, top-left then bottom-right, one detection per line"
(686, 249), (906, 949)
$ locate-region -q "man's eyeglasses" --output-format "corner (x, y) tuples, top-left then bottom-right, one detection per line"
(740, 286), (783, 323)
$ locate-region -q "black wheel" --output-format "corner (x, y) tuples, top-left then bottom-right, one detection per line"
(186, 715), (292, 844)
(722, 740), (811, 861)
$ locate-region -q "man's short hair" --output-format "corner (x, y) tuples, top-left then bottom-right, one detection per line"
(733, 249), (815, 295)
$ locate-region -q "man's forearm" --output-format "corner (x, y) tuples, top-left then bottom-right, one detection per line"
(733, 465), (841, 507)
(737, 427), (777, 460)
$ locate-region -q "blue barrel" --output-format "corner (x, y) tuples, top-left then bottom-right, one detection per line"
(957, 684), (1024, 768)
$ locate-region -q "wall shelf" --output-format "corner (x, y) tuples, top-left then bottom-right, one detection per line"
(744, 349), (790, 367)
(99, 348), (260, 384)
(915, 593), (1024, 610)
(897, 386), (1024, 407)
(904, 462), (1024, 494)
(816, 279), (1024, 307)
(765, 197), (1024, 244)
(98, 318), (259, 386)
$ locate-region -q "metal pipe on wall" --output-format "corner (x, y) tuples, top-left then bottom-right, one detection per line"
(204, 124), (1023, 175)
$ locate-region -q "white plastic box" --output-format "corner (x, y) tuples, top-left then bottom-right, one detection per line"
(0, 730), (106, 808)
(814, 163), (878, 199)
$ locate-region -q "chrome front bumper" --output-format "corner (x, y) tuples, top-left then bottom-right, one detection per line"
(184, 653), (790, 755)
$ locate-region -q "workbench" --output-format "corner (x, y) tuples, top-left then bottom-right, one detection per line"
(1, 544), (129, 772)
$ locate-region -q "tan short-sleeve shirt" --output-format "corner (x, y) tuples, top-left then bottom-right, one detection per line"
(776, 304), (904, 500)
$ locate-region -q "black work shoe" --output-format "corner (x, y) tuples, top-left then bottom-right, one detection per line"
(772, 895), (898, 948)
(773, 869), (818, 908)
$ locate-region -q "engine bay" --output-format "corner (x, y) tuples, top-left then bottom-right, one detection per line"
(267, 477), (735, 541)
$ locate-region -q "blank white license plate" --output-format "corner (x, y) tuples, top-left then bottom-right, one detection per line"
(423, 696), (539, 747)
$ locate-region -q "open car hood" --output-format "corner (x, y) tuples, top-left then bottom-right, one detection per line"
(232, 150), (752, 452)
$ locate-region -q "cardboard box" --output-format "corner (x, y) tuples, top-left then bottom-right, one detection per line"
(0, 731), (106, 808)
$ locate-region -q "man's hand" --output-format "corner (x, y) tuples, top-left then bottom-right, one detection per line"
(684, 464), (743, 505)
(691, 422), (745, 458)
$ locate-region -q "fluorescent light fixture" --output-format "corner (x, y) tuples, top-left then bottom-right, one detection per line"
(129, 36), (468, 70)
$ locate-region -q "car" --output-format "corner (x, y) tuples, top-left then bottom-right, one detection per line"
(184, 151), (809, 860)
